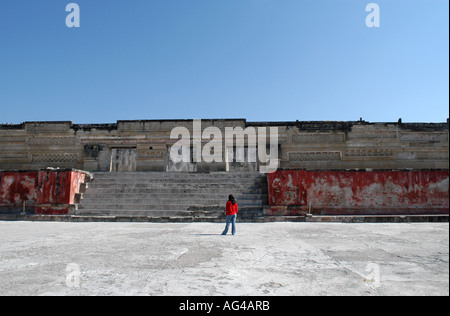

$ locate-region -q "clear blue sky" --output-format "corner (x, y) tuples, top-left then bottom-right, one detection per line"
(0, 0), (448, 124)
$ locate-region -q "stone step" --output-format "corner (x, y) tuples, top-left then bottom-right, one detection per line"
(83, 191), (266, 198)
(78, 203), (262, 211)
(75, 209), (263, 218)
(78, 171), (267, 217)
(80, 198), (264, 208)
(85, 187), (267, 197)
(91, 177), (265, 182)
(81, 199), (265, 207)
(84, 187), (265, 194)
(85, 190), (264, 196)
(84, 189), (264, 196)
(75, 210), (196, 217)
(89, 180), (261, 188)
(80, 196), (265, 204)
(93, 172), (265, 179)
(90, 179), (264, 185)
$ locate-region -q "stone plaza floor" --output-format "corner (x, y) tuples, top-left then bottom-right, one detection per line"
(0, 221), (448, 296)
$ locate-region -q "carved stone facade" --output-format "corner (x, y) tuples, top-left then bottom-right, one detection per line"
(0, 119), (448, 172)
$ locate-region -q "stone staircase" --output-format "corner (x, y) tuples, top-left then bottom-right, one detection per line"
(76, 172), (267, 220)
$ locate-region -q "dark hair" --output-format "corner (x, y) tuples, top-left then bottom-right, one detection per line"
(228, 194), (236, 204)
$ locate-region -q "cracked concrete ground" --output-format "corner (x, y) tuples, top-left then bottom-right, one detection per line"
(0, 221), (448, 296)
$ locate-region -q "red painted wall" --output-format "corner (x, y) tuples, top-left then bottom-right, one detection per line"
(267, 170), (449, 216)
(0, 171), (38, 207)
(0, 169), (90, 215)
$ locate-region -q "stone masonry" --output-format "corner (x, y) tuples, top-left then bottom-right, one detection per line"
(0, 119), (448, 172)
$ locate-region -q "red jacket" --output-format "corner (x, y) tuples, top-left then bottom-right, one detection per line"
(225, 201), (238, 216)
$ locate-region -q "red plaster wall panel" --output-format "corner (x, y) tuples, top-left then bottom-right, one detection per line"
(267, 170), (449, 215)
(0, 171), (38, 206)
(36, 170), (87, 214)
(304, 170), (449, 211)
(0, 169), (91, 215)
(37, 170), (73, 205)
(68, 171), (86, 205)
(268, 170), (300, 206)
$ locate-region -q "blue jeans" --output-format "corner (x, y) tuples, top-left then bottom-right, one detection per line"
(222, 214), (237, 235)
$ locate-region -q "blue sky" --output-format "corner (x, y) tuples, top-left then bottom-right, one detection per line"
(0, 0), (448, 124)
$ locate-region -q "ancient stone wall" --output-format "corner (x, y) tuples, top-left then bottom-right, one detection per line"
(266, 169), (449, 216)
(0, 169), (92, 214)
(0, 119), (448, 172)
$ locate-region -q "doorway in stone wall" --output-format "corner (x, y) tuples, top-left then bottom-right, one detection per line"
(165, 145), (197, 172)
(110, 148), (137, 172)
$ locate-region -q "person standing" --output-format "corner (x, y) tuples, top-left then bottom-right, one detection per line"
(222, 194), (238, 235)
